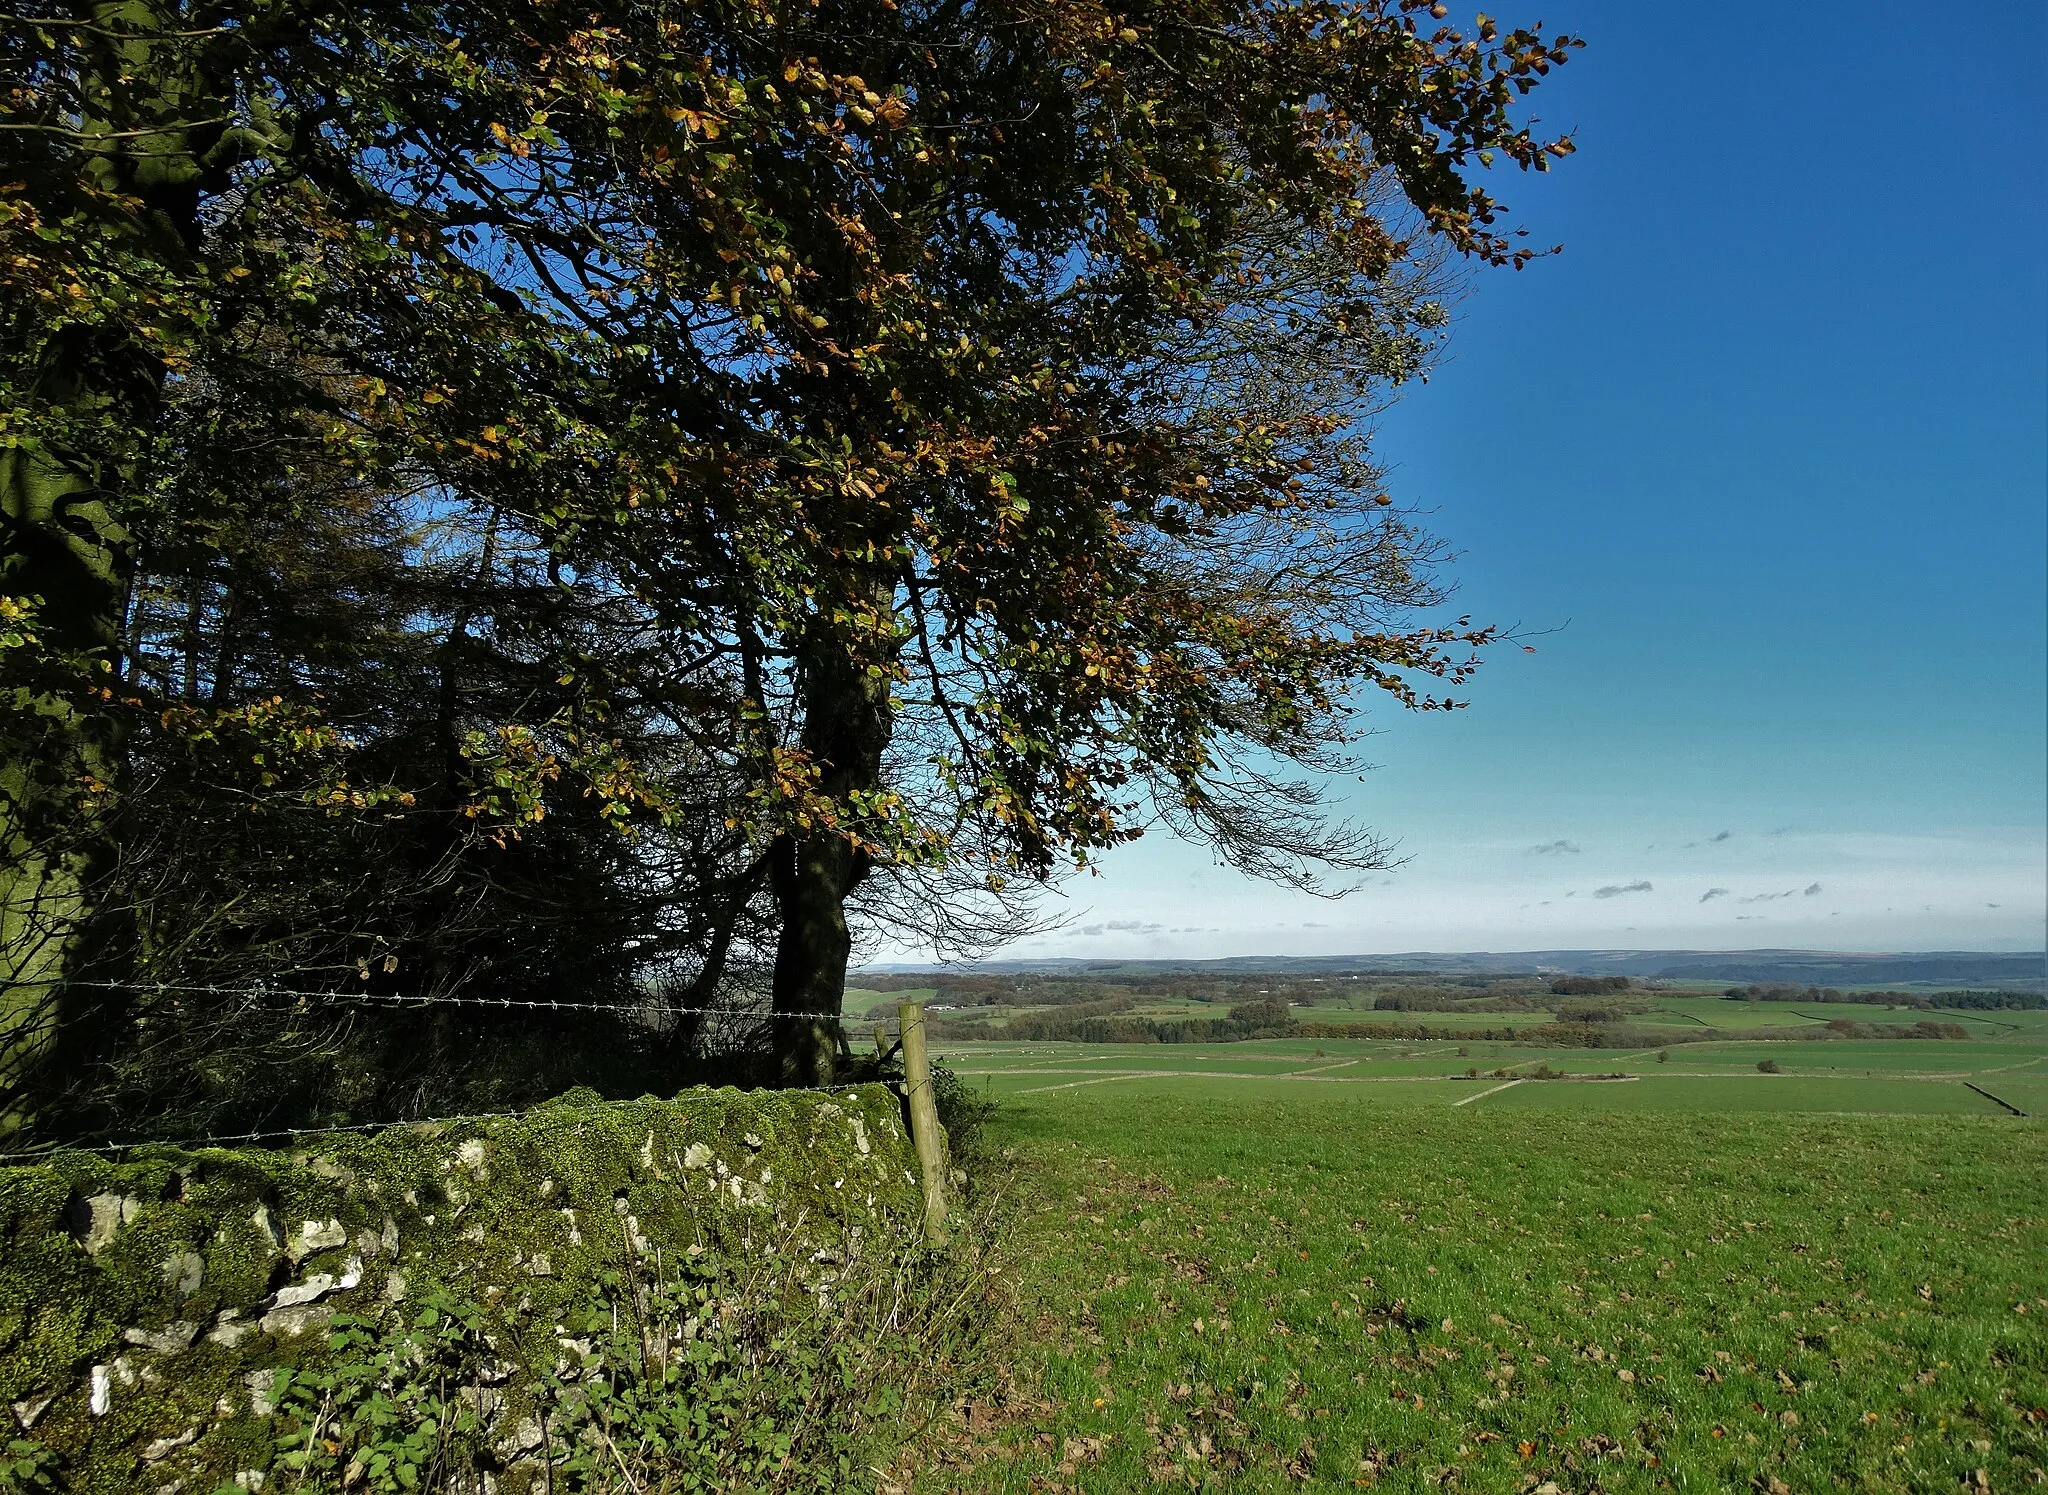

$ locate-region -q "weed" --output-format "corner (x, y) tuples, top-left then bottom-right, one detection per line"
(260, 1214), (1006, 1493)
(0, 1441), (58, 1495)
(270, 1292), (492, 1492)
(930, 1057), (996, 1159)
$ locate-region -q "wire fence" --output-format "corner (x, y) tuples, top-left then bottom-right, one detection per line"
(0, 977), (910, 1165)
(61, 977), (890, 1026)
(0, 1110), (530, 1162)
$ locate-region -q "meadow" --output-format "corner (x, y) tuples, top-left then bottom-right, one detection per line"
(908, 1030), (2048, 1493)
(941, 1021), (2047, 1118)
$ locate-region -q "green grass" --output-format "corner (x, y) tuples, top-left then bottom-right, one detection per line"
(846, 985), (936, 1016)
(939, 1035), (2047, 1116)
(1976, 1079), (2046, 1117)
(931, 1057), (2048, 1493)
(1479, 1075), (2007, 1115)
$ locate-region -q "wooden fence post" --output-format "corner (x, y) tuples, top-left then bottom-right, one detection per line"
(897, 1001), (950, 1247)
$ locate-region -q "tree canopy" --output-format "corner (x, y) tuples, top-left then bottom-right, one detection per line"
(1, 0), (1576, 1134)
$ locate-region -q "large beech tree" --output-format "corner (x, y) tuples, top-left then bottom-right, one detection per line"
(2, 0), (1577, 1110)
(528, 0), (1582, 1081)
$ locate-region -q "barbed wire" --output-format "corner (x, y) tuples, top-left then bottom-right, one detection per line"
(0, 1078), (892, 1165)
(57, 978), (893, 1024)
(0, 1110), (529, 1162)
(0, 981), (910, 1161)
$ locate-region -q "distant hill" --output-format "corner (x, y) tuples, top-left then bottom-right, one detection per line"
(1641, 952), (2045, 988)
(858, 949), (2046, 992)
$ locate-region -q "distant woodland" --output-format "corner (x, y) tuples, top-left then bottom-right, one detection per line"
(855, 968), (2033, 1045)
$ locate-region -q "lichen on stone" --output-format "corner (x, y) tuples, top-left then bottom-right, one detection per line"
(0, 1085), (920, 1493)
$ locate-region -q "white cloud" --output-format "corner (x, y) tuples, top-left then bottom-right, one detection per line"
(1594, 880), (1653, 898)
(884, 825), (2046, 961)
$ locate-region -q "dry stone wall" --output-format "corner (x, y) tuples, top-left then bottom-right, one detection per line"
(0, 1085), (920, 1493)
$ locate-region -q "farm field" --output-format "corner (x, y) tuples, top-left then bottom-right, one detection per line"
(939, 1030), (2047, 1118)
(918, 1038), (2048, 1493)
(911, 979), (2047, 1047)
(848, 985), (939, 1015)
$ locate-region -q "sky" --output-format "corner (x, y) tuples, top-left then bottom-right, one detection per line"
(896, 1), (2048, 963)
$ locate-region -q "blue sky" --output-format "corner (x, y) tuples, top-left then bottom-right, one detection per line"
(914, 1), (2047, 961)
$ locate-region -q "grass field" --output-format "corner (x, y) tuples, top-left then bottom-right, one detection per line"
(916, 1036), (2048, 1493)
(940, 1031), (2047, 1118)
(915, 983), (2047, 1047)
(848, 985), (939, 1016)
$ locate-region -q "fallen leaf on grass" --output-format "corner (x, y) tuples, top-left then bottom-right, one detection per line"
(1281, 1439), (1316, 1481)
(1060, 1435), (1107, 1470)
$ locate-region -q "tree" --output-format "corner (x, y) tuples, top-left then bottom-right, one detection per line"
(4, 0), (775, 1128)
(1, 0), (249, 1117)
(479, 0), (1579, 1080)
(3, 0), (1580, 1121)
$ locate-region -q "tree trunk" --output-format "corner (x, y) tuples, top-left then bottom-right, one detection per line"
(768, 583), (895, 1086)
(0, 2), (213, 1131)
(0, 322), (160, 1135)
(767, 827), (863, 1087)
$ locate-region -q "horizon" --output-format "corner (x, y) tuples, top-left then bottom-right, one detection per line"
(860, 944), (2046, 972)
(867, 945), (2048, 960)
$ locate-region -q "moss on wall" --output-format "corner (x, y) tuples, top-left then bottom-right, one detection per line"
(0, 1085), (921, 1492)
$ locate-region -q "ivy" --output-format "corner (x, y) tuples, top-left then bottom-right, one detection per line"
(0, 1439), (59, 1495)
